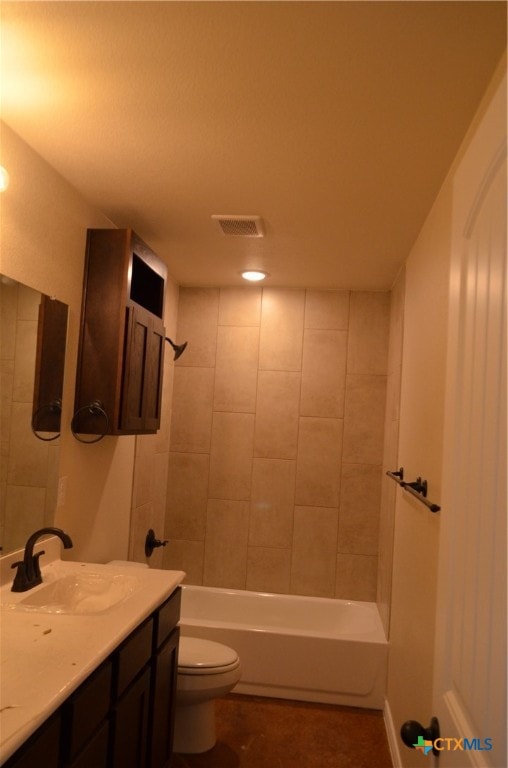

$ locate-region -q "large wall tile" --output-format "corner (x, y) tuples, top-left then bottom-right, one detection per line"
(291, 506), (338, 597)
(169, 367), (214, 453)
(166, 452), (209, 539)
(214, 325), (259, 412)
(295, 417), (343, 508)
(165, 284), (392, 602)
(247, 546), (291, 594)
(176, 288), (219, 368)
(4, 485), (45, 552)
(8, 402), (49, 487)
(17, 283), (41, 320)
(0, 360), (14, 442)
(129, 501), (156, 564)
(163, 539), (205, 585)
(149, 451), (169, 542)
(249, 458), (296, 548)
(219, 287), (262, 326)
(300, 329), (347, 417)
(377, 269), (404, 634)
(347, 292), (390, 375)
(12, 320), (37, 402)
(342, 375), (387, 464)
(259, 288), (305, 371)
(388, 269), (405, 374)
(254, 370), (300, 459)
(203, 499), (249, 588)
(209, 412), (254, 500)
(0, 281), (17, 360)
(305, 290), (350, 329)
(132, 445), (153, 509)
(386, 367), (402, 424)
(338, 464), (381, 555)
(335, 553), (378, 601)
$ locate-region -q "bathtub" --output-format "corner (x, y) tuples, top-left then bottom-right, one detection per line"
(178, 585), (388, 709)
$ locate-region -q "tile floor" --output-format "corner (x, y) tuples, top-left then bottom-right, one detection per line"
(173, 694), (393, 768)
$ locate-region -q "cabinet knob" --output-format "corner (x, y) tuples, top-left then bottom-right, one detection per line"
(145, 529), (169, 558)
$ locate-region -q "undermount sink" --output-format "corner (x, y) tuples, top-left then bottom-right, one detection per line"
(4, 571), (141, 615)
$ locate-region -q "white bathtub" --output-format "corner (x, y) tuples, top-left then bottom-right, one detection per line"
(179, 585), (387, 709)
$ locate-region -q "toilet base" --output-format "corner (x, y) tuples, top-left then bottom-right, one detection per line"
(173, 699), (216, 754)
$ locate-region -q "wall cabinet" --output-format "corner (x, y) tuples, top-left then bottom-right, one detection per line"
(74, 229), (167, 436)
(4, 588), (181, 768)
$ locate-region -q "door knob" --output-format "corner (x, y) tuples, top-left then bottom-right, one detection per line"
(400, 717), (440, 756)
(145, 528), (169, 558)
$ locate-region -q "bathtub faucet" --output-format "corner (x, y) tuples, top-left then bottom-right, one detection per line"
(11, 527), (73, 593)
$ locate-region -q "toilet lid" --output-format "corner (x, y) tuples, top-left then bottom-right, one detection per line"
(178, 637), (239, 671)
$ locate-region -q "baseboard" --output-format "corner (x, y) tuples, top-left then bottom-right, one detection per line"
(384, 697), (403, 768)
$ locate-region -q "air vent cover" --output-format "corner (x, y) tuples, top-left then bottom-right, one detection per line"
(211, 215), (264, 237)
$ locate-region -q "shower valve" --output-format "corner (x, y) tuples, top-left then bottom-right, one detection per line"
(145, 528), (169, 558)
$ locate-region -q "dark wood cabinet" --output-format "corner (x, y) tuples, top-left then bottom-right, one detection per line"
(4, 588), (181, 768)
(74, 229), (167, 436)
(122, 306), (165, 432)
(150, 630), (179, 768)
(63, 660), (113, 764)
(112, 668), (151, 768)
(32, 295), (68, 434)
(2, 713), (61, 768)
(68, 724), (109, 768)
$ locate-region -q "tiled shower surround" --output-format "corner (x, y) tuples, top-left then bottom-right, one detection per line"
(164, 288), (389, 601)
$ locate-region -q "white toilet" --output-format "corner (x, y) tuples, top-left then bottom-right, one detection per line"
(174, 636), (241, 754)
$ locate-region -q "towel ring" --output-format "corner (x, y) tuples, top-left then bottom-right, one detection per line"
(71, 401), (110, 443)
(31, 399), (62, 442)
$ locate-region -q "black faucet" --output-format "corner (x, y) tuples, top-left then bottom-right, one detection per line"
(11, 527), (73, 592)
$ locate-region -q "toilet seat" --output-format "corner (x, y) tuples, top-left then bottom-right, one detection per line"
(178, 637), (240, 676)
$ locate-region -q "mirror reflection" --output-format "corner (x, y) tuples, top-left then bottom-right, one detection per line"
(0, 275), (69, 554)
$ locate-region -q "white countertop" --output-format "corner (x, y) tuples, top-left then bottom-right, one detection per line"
(0, 539), (184, 765)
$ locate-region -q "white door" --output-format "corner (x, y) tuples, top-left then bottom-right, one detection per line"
(432, 71), (506, 768)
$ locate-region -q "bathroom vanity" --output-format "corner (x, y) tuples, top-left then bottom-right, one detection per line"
(0, 540), (184, 768)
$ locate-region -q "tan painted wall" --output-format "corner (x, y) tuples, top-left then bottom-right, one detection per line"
(387, 186), (450, 764)
(386, 55), (506, 767)
(377, 267), (405, 636)
(1, 124), (135, 563)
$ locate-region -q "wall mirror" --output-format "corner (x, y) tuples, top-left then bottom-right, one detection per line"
(0, 275), (69, 554)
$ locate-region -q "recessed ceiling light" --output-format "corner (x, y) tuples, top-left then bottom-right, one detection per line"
(241, 270), (269, 282)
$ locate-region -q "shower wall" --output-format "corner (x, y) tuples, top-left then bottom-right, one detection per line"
(129, 274), (180, 566)
(377, 269), (405, 634)
(163, 287), (389, 600)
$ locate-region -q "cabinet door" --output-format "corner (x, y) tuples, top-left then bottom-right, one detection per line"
(121, 305), (165, 433)
(142, 316), (165, 432)
(67, 722), (109, 768)
(150, 628), (180, 768)
(3, 713), (61, 768)
(63, 660), (112, 763)
(112, 668), (151, 768)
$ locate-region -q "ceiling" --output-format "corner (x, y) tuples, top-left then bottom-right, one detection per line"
(1, 2), (506, 290)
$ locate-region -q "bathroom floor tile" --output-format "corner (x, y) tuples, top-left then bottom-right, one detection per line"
(172, 694), (393, 768)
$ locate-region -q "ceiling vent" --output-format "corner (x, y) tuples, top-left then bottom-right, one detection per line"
(211, 215), (264, 238)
